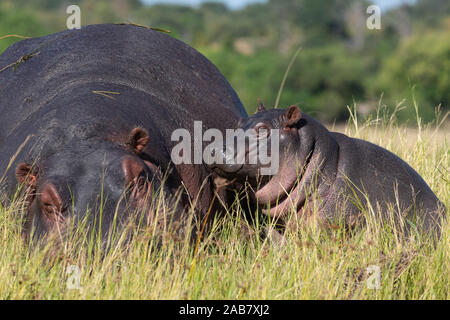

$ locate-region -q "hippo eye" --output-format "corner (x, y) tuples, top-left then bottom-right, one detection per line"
(43, 203), (54, 213)
(42, 202), (66, 222)
(136, 176), (147, 192)
(254, 123), (270, 138)
(130, 173), (149, 199)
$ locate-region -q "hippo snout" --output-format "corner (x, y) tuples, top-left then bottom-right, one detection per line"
(206, 148), (243, 175)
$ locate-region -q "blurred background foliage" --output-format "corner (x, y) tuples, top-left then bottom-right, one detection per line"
(0, 0), (448, 123)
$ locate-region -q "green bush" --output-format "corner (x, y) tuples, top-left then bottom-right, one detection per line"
(203, 45), (370, 121)
(375, 30), (450, 122)
(0, 7), (49, 53)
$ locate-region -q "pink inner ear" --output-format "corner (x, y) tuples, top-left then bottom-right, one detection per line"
(285, 105), (302, 126)
(136, 137), (149, 152)
(128, 127), (149, 153)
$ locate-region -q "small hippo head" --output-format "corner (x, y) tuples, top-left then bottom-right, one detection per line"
(210, 101), (307, 182)
(14, 127), (181, 245)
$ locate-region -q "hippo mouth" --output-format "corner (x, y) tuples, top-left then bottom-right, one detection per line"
(255, 141), (317, 218)
(209, 161), (244, 176)
(207, 146), (253, 177)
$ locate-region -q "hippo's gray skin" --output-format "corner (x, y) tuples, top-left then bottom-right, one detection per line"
(0, 24), (247, 243)
(211, 103), (445, 236)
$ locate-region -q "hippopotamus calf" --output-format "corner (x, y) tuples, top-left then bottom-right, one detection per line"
(211, 102), (446, 236)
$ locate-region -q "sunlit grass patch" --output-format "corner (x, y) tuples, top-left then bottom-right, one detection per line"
(0, 104), (448, 299)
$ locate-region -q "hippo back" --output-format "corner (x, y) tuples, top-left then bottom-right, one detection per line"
(0, 23), (246, 142)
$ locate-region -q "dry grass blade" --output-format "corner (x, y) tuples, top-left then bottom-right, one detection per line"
(116, 22), (171, 34)
(0, 34), (31, 40)
(92, 90), (121, 100)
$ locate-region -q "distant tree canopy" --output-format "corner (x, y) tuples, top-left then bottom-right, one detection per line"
(0, 6), (49, 53)
(375, 30), (450, 121)
(0, 0), (448, 123)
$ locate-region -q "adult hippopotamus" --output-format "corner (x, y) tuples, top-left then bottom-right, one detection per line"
(210, 102), (445, 236)
(0, 24), (247, 243)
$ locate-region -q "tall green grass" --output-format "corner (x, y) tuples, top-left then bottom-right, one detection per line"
(0, 104), (448, 299)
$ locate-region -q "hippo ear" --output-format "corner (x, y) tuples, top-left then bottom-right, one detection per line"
(127, 127), (150, 154)
(283, 105), (302, 127)
(15, 163), (38, 187)
(256, 98), (266, 113)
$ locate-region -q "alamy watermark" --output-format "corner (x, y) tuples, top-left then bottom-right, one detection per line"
(65, 4), (381, 32)
(170, 121), (280, 175)
(66, 5), (81, 30)
(366, 5), (381, 30)
(366, 265), (381, 290)
(66, 264), (83, 290)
